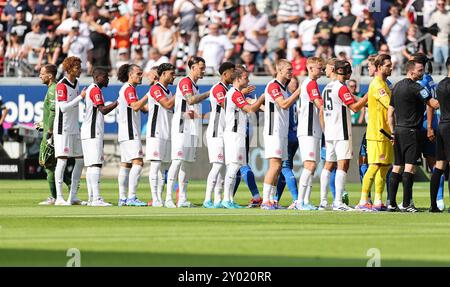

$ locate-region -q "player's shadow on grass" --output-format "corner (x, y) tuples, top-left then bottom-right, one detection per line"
(0, 249), (449, 267)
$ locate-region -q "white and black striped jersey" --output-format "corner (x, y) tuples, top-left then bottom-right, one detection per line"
(117, 83), (141, 142)
(224, 87), (248, 136)
(263, 79), (289, 137)
(297, 77), (323, 139)
(206, 81), (228, 138)
(81, 83), (105, 140)
(146, 82), (173, 140)
(54, 77), (81, 135)
(172, 76), (201, 137)
(323, 80), (355, 141)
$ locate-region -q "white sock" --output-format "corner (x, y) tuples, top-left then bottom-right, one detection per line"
(178, 162), (191, 203)
(149, 161), (161, 202)
(118, 166), (130, 200)
(69, 158), (84, 198)
(206, 163), (223, 202)
(128, 164), (142, 199)
(298, 168), (312, 205)
(90, 166), (101, 201)
(224, 163), (240, 202)
(86, 167), (93, 201)
(166, 160), (181, 202)
(304, 174), (313, 205)
(334, 169), (347, 206)
(263, 183), (271, 203)
(320, 169), (331, 205)
(55, 158), (67, 200)
(157, 169), (164, 202)
(214, 170), (224, 204)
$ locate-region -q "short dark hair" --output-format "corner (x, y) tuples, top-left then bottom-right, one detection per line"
(157, 63), (175, 76)
(374, 54), (391, 68)
(43, 64), (57, 78)
(405, 60), (421, 73)
(412, 53), (428, 65)
(446, 57), (450, 70)
(188, 56), (205, 69)
(117, 64), (140, 83)
(218, 62), (235, 75)
(92, 67), (108, 79)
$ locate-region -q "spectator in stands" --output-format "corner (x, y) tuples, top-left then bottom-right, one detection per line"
(56, 8), (89, 39)
(35, 0), (60, 33)
(62, 21), (94, 74)
(352, 8), (375, 46)
(314, 6), (334, 59)
(170, 29), (191, 74)
(150, 0), (175, 19)
(24, 0), (37, 23)
(403, 24), (426, 61)
(382, 4), (409, 74)
(291, 46), (307, 77)
(351, 28), (375, 75)
(152, 13), (177, 58)
(131, 45), (146, 67)
(239, 1), (268, 70)
(0, 24), (5, 75)
(379, 43), (390, 55)
(348, 79), (365, 125)
(173, 0), (202, 55)
(264, 14), (286, 62)
(264, 47), (286, 76)
(110, 4), (130, 72)
(429, 0), (450, 72)
(22, 18), (45, 73)
(198, 0), (227, 36)
(197, 23), (234, 74)
(240, 50), (255, 73)
(298, 5), (320, 58)
(4, 30), (23, 76)
(95, 0), (110, 18)
(86, 5), (111, 71)
(1, 0), (22, 31)
(115, 47), (130, 72)
(35, 25), (63, 72)
(144, 47), (169, 76)
(286, 24), (298, 61)
(276, 0), (303, 28)
(332, 0), (356, 58)
(9, 6), (31, 44)
(130, 0), (152, 60)
(220, 0), (240, 33)
(311, 0), (333, 15)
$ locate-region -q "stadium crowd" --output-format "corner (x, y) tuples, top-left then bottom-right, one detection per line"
(0, 0), (449, 77)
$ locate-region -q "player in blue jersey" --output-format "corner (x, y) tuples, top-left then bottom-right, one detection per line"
(274, 77), (300, 209)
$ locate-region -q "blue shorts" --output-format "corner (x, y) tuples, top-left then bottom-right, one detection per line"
(282, 139), (299, 169)
(359, 132), (367, 157)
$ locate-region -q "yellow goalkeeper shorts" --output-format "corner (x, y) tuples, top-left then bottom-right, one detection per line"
(367, 140), (394, 165)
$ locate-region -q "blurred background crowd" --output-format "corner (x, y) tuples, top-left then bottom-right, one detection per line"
(0, 0), (449, 78)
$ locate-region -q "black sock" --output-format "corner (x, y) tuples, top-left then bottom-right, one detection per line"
(389, 172), (402, 206)
(402, 172), (415, 207)
(430, 168), (444, 209)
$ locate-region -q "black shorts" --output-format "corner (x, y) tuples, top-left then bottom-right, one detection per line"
(436, 122), (450, 161)
(394, 127), (422, 165)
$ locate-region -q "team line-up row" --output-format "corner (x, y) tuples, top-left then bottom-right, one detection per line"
(37, 53), (449, 213)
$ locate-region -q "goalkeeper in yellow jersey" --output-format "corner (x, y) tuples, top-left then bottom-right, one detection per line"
(355, 54), (393, 212)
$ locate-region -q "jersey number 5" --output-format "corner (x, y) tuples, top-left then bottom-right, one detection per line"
(323, 89), (333, 111)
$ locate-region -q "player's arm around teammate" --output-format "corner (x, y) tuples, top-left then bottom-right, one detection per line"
(261, 60), (300, 209)
(81, 68), (118, 206)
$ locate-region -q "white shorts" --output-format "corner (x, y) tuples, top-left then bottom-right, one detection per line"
(54, 133), (83, 158)
(298, 136), (320, 163)
(82, 138), (104, 166)
(207, 137), (225, 163)
(120, 139), (144, 163)
(171, 133), (197, 162)
(224, 132), (246, 165)
(325, 139), (353, 162)
(146, 137), (171, 162)
(263, 135), (288, 160)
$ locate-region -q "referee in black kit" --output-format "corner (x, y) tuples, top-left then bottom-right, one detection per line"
(430, 58), (450, 213)
(387, 60), (440, 212)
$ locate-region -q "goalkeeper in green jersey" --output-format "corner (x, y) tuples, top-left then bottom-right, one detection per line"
(37, 64), (71, 205)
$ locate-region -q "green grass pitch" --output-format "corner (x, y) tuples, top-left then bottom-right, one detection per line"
(0, 179), (450, 267)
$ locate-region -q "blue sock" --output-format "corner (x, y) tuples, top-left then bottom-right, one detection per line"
(330, 169), (336, 200)
(164, 169), (168, 184)
(437, 168), (445, 201)
(233, 170), (242, 196)
(360, 163), (368, 183)
(282, 167), (298, 201)
(240, 165), (260, 198)
(275, 173), (286, 202)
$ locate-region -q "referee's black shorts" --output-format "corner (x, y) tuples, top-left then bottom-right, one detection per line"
(436, 122), (450, 162)
(394, 127), (422, 165)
